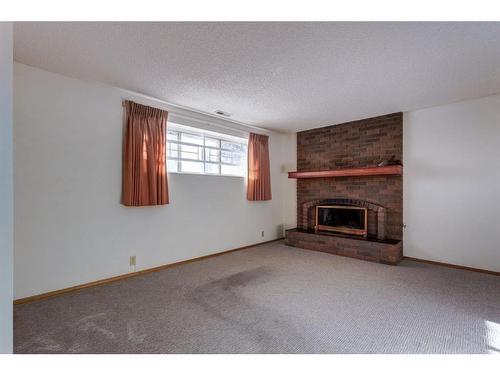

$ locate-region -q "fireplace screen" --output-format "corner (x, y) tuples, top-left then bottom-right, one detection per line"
(315, 205), (368, 237)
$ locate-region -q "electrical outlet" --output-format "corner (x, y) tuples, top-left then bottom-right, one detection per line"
(129, 256), (136, 267)
(261, 230), (265, 237)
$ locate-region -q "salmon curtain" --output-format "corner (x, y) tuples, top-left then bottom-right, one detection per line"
(122, 100), (169, 206)
(247, 133), (272, 201)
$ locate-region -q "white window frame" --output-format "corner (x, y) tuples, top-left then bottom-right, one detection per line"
(167, 122), (248, 177)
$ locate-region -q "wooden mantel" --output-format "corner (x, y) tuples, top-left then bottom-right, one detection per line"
(288, 165), (402, 179)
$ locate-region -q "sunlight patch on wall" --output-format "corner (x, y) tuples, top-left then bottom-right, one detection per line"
(486, 320), (500, 353)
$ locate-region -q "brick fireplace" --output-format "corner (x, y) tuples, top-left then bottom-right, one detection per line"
(285, 113), (403, 265)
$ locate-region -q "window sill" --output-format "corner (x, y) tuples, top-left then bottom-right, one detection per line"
(168, 171), (246, 179)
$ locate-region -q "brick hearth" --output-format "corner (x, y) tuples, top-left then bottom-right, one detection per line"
(286, 229), (402, 265)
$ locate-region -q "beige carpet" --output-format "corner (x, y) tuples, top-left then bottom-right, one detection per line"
(14, 241), (500, 353)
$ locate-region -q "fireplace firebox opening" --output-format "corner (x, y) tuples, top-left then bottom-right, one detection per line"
(315, 205), (368, 237)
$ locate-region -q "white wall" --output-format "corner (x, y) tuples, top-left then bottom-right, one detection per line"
(404, 95), (500, 272)
(0, 23), (13, 353)
(281, 132), (297, 231)
(14, 63), (296, 299)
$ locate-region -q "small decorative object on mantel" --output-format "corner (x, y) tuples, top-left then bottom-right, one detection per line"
(378, 155), (401, 167)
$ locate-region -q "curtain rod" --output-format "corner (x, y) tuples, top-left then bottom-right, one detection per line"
(120, 90), (271, 135)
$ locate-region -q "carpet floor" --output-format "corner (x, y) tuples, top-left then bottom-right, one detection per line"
(14, 241), (500, 354)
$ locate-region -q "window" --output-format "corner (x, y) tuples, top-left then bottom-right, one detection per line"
(167, 124), (248, 177)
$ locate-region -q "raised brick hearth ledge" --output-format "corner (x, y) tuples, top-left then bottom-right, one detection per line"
(285, 229), (403, 265)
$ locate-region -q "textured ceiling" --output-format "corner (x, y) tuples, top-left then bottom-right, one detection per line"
(13, 22), (500, 132)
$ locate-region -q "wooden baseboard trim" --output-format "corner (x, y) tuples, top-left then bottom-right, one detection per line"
(14, 238), (284, 305)
(403, 256), (500, 276)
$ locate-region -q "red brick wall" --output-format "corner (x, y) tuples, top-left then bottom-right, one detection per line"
(297, 113), (403, 240)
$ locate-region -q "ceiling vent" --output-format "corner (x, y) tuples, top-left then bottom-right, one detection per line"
(215, 110), (232, 117)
